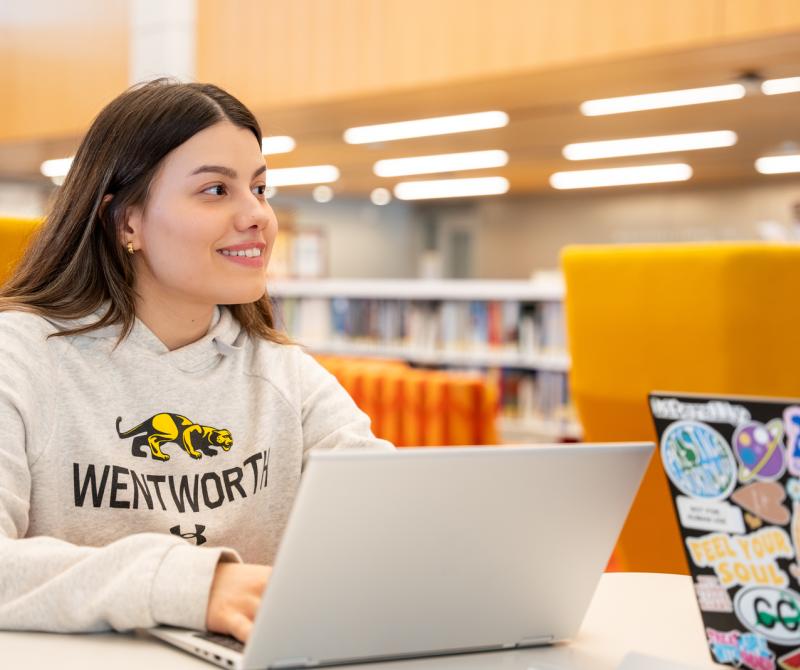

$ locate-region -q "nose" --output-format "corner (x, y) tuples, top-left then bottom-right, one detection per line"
(234, 193), (271, 232)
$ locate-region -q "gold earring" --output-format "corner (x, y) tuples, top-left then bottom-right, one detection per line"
(127, 242), (135, 255)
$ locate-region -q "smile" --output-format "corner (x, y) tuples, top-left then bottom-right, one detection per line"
(218, 248), (262, 257)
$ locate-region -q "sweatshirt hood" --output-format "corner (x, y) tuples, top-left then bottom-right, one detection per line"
(44, 303), (246, 373)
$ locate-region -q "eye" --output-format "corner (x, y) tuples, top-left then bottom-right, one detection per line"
(253, 184), (267, 198)
(203, 184), (227, 196)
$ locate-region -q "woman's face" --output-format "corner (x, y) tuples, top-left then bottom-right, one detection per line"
(127, 120), (276, 309)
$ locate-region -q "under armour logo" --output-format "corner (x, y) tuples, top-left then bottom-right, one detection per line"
(170, 524), (207, 546)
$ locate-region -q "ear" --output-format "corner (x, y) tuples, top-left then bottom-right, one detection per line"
(121, 201), (144, 250)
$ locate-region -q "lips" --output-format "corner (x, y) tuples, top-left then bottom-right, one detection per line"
(216, 241), (267, 267)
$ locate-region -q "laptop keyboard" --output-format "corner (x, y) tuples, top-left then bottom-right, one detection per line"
(194, 631), (246, 653)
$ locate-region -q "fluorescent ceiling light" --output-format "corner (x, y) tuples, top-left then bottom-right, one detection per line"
(755, 155), (800, 174)
(261, 136), (296, 154)
(312, 185), (334, 203)
(394, 176), (509, 200)
(344, 111), (508, 144)
(370, 188), (392, 206)
(580, 84), (746, 116)
(40, 157), (73, 178)
(762, 77), (800, 95)
(550, 163), (693, 189)
(563, 130), (737, 160)
(266, 165), (339, 187)
(374, 150), (509, 177)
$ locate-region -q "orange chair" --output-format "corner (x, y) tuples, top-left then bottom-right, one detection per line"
(562, 242), (800, 573)
(0, 217), (39, 285)
(316, 356), (499, 447)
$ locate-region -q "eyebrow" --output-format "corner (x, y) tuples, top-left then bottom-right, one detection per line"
(189, 164), (267, 180)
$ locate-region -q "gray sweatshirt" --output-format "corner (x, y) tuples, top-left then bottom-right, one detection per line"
(0, 305), (393, 635)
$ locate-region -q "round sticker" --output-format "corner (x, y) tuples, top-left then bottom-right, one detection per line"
(734, 585), (800, 645)
(733, 419), (786, 482)
(661, 420), (737, 500)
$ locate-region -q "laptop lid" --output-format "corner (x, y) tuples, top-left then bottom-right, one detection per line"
(242, 443), (653, 670)
(649, 392), (800, 670)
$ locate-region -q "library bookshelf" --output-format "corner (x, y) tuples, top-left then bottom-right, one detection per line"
(268, 278), (581, 443)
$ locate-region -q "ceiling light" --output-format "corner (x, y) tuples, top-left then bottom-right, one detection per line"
(550, 163), (693, 189)
(344, 111), (508, 144)
(312, 185), (334, 203)
(762, 77), (800, 95)
(563, 131), (737, 160)
(374, 150), (508, 177)
(261, 136), (296, 154)
(394, 176), (509, 200)
(755, 155), (800, 174)
(40, 157), (73, 178)
(266, 165), (339, 187)
(370, 188), (392, 206)
(580, 84), (746, 116)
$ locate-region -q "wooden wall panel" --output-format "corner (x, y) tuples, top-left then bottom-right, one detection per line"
(196, 0), (724, 109)
(0, 0), (129, 142)
(720, 0), (800, 39)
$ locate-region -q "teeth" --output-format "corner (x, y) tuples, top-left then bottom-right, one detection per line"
(220, 248), (262, 257)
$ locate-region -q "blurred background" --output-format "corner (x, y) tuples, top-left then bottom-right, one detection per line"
(3, 1), (800, 276)
(4, 0), (800, 572)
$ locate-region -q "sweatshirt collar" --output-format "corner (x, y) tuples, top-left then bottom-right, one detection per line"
(47, 303), (246, 372)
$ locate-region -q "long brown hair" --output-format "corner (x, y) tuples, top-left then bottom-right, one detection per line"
(0, 78), (289, 345)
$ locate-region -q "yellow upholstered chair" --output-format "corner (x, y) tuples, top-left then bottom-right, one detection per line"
(0, 217), (40, 285)
(562, 242), (800, 574)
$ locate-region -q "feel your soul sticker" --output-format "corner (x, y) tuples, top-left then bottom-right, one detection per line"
(686, 528), (795, 588)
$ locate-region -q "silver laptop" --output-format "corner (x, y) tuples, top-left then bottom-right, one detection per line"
(149, 443), (653, 669)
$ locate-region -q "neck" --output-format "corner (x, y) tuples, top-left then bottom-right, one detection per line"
(133, 292), (216, 351)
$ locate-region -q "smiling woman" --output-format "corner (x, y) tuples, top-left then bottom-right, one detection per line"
(1, 79), (285, 348)
(0, 78), (393, 645)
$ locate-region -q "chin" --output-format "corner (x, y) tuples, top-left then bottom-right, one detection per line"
(218, 284), (267, 305)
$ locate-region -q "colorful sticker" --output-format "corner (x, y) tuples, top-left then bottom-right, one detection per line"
(695, 575), (734, 612)
(686, 528), (794, 588)
(783, 407), (800, 477)
(778, 647), (800, 670)
(661, 420), (737, 500)
(747, 513), (765, 530)
(677, 495), (745, 534)
(734, 585), (800, 646)
(707, 628), (775, 670)
(791, 502), (800, 587)
(732, 481), (792, 525)
(734, 419), (787, 483)
(788, 479), (800, 503)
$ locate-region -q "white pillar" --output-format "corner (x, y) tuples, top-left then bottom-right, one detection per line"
(129, 0), (196, 84)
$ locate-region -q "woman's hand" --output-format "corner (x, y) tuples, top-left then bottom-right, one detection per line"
(206, 562), (272, 643)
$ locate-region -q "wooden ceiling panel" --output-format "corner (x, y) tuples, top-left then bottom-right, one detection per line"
(2, 31), (800, 198)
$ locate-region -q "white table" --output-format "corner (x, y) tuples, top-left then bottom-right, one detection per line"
(1, 573), (720, 669)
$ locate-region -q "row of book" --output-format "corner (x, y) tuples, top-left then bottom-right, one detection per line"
(273, 297), (566, 355)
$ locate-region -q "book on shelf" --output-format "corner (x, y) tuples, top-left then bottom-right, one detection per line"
(493, 369), (573, 423)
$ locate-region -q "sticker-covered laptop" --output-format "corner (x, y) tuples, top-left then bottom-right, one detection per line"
(649, 392), (800, 670)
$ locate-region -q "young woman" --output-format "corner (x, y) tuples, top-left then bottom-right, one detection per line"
(0, 79), (393, 643)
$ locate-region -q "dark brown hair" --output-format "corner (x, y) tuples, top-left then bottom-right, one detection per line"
(0, 77), (289, 345)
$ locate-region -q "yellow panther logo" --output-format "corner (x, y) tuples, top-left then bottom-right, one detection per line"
(116, 413), (233, 461)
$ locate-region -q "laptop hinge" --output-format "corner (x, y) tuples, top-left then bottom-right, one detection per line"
(270, 658), (318, 669)
(516, 635), (554, 648)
